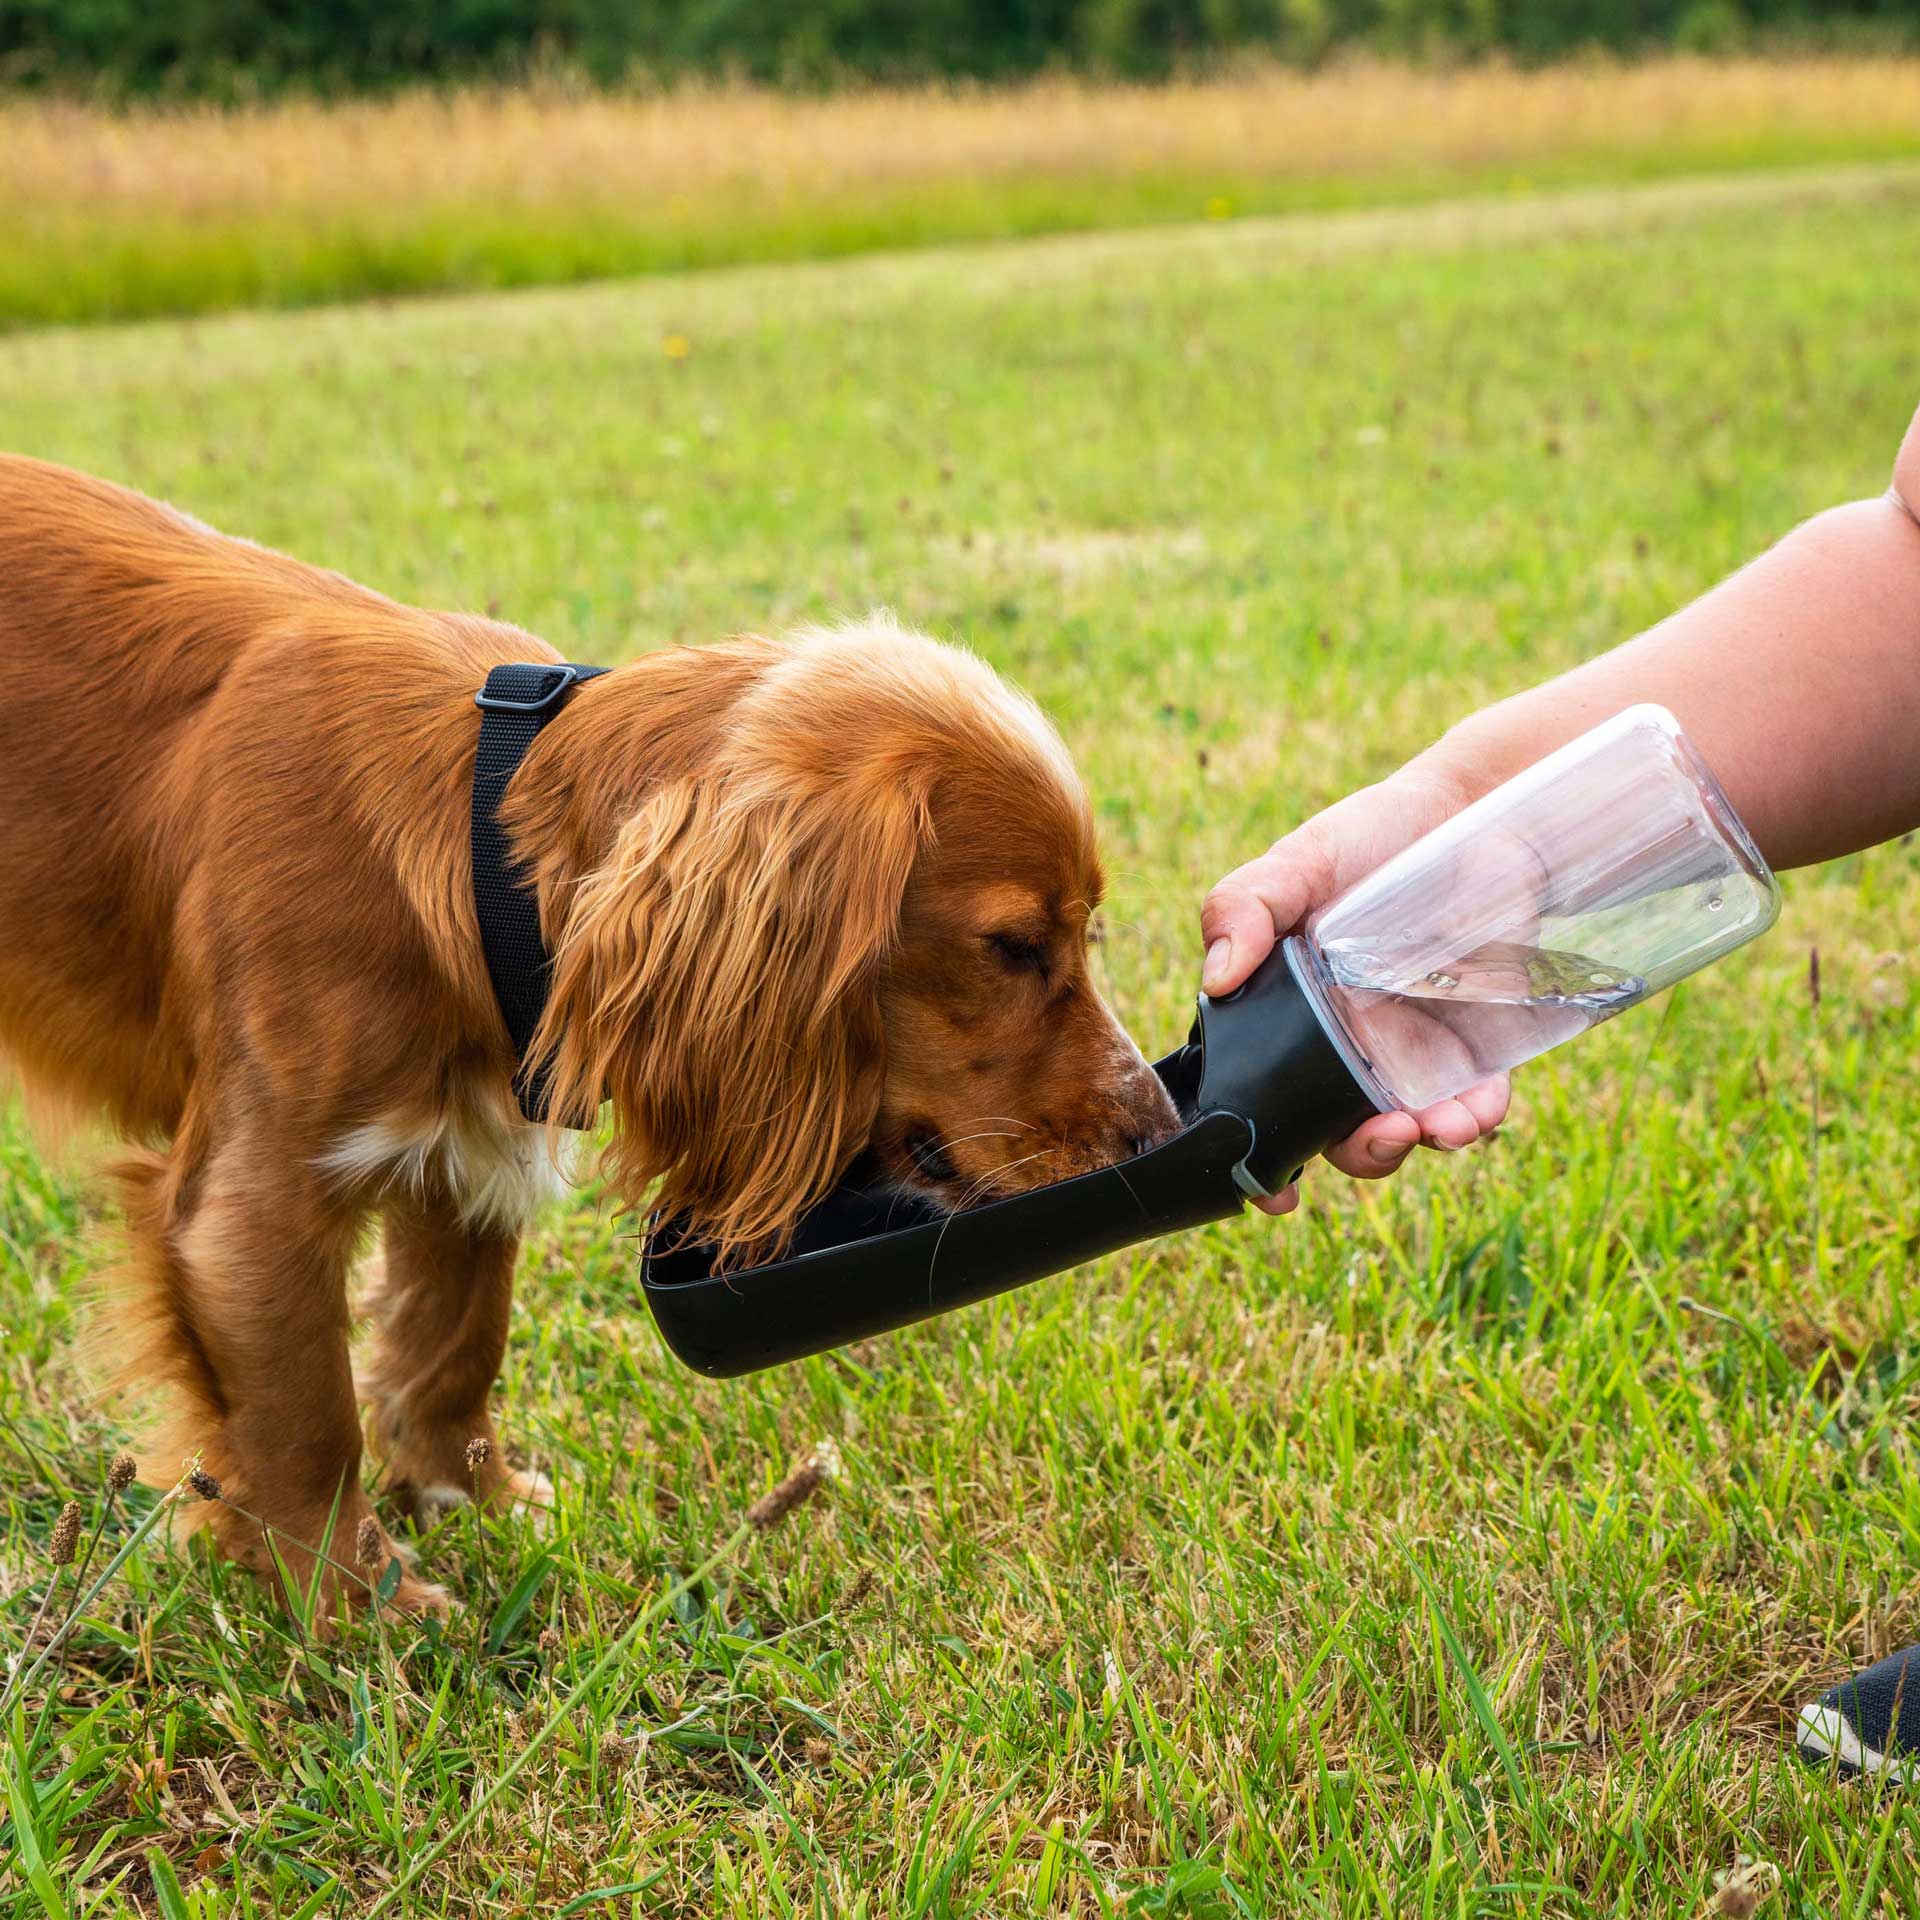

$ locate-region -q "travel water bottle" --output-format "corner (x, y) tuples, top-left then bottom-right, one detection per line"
(1275, 703), (1780, 1120)
(642, 702), (1784, 1379)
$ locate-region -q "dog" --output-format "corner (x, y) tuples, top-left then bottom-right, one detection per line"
(0, 455), (1179, 1614)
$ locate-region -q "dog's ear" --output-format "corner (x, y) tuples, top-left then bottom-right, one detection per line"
(530, 761), (931, 1264)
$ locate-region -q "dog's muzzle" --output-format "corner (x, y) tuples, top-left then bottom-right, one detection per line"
(641, 943), (1377, 1378)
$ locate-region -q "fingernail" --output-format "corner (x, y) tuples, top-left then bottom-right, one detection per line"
(1425, 1133), (1464, 1152)
(1368, 1137), (1413, 1166)
(1203, 938), (1231, 991)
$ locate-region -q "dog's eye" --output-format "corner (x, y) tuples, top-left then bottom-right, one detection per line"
(986, 932), (1048, 973)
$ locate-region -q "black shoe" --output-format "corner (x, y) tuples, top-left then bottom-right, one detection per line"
(1798, 1644), (1920, 1782)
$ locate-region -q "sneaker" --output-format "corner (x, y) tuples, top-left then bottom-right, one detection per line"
(1797, 1644), (1920, 1782)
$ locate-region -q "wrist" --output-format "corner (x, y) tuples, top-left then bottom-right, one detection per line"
(1404, 702), (1543, 812)
(1389, 738), (1495, 819)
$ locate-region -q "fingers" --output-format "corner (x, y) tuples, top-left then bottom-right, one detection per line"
(1199, 872), (1284, 995)
(1200, 826), (1345, 996)
(1319, 1076), (1512, 1180)
(1253, 1076), (1514, 1221)
(1399, 1075), (1512, 1153)
(1198, 833), (1336, 998)
(1200, 780), (1437, 995)
(1323, 1110), (1421, 1179)
(1454, 1074), (1511, 1135)
(1412, 1097), (1483, 1151)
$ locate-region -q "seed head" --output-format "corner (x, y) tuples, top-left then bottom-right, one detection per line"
(747, 1457), (824, 1532)
(355, 1516), (385, 1569)
(465, 1437), (492, 1474)
(538, 1626), (563, 1657)
(188, 1468), (222, 1501)
(48, 1500), (83, 1566)
(599, 1731), (635, 1774)
(1713, 1856), (1780, 1918)
(107, 1454), (137, 1493)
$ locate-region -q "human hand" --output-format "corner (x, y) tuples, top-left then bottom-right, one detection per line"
(1199, 767), (1511, 1215)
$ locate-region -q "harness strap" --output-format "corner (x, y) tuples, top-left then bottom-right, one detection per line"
(470, 660), (608, 1120)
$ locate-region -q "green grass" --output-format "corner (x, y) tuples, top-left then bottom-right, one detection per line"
(6, 158), (1920, 1915)
(8, 128), (1918, 334)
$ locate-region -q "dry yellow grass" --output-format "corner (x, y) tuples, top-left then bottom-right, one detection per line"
(10, 56), (1920, 211)
(4, 56), (1918, 326)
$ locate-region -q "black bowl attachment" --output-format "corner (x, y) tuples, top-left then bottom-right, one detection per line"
(641, 941), (1380, 1377)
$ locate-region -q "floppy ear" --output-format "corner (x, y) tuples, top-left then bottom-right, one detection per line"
(529, 763), (931, 1264)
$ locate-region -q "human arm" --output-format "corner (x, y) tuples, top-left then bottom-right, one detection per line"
(1203, 406), (1920, 1212)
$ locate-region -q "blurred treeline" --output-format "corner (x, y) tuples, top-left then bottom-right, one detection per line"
(2, 0), (1913, 94)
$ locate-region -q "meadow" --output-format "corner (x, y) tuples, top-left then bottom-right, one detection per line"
(5, 57), (1920, 330)
(4, 154), (1920, 1916)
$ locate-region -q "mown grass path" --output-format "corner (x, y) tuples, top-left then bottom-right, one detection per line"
(4, 162), (1920, 1915)
(4, 59), (1918, 329)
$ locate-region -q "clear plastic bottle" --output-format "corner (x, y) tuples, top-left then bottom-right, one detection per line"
(1285, 705), (1780, 1114)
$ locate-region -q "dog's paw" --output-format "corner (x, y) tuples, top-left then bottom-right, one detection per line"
(386, 1570), (455, 1621)
(498, 1467), (555, 1529)
(407, 1467), (552, 1531)
(409, 1481), (472, 1529)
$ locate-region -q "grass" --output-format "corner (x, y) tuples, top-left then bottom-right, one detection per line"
(5, 156), (1920, 1915)
(6, 56), (1920, 330)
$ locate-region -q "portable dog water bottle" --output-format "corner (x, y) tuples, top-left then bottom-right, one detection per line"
(642, 704), (1779, 1377)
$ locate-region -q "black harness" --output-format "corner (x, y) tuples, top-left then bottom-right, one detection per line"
(470, 661), (607, 1120)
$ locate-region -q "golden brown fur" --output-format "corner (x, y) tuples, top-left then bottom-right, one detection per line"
(0, 455), (1176, 1614)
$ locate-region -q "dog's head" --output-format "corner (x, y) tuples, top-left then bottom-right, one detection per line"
(530, 616), (1178, 1265)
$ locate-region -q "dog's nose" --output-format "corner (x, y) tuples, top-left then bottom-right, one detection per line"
(1123, 1084), (1182, 1158)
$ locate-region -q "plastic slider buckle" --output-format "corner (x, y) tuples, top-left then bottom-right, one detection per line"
(474, 664), (579, 716)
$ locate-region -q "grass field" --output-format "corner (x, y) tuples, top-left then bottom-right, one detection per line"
(6, 158), (1920, 1916)
(6, 58), (1920, 330)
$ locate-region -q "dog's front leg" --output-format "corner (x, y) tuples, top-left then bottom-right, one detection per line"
(360, 1191), (552, 1529)
(149, 1120), (445, 1620)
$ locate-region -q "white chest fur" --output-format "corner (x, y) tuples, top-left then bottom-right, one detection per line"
(317, 1094), (574, 1231)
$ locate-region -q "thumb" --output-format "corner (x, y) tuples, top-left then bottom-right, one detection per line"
(1200, 854), (1313, 996)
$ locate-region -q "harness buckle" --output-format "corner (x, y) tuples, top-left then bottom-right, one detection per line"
(474, 664), (580, 715)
